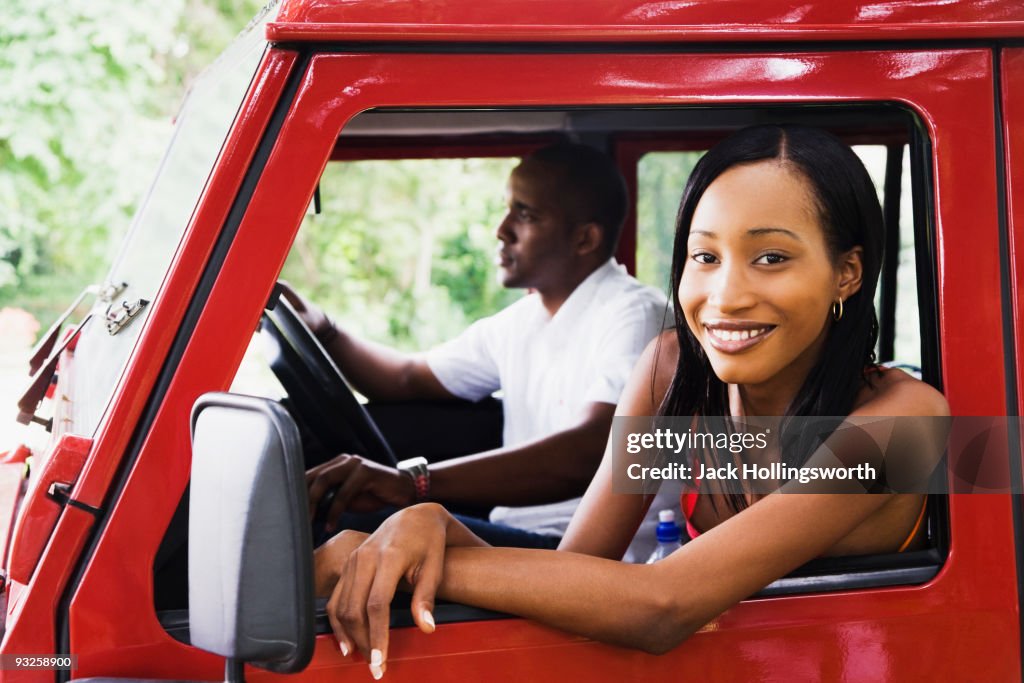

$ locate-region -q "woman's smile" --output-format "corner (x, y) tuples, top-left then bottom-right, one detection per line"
(703, 320), (777, 353)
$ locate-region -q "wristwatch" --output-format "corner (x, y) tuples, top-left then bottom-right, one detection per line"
(396, 456), (430, 502)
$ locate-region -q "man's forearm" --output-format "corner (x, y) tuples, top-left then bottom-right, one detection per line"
(322, 328), (449, 401)
(427, 411), (612, 507)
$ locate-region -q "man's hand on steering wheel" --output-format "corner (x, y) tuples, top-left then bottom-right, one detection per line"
(264, 281), (400, 467)
(307, 455), (417, 532)
(279, 281), (336, 342)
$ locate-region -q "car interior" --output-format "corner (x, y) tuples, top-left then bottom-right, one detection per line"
(154, 102), (949, 642)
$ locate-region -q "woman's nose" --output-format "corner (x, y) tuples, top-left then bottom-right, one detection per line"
(706, 262), (757, 313)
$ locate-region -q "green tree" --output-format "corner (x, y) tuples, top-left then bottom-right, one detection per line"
(0, 0), (262, 326)
(635, 151), (703, 293)
(3, 1), (518, 353)
(283, 157), (519, 351)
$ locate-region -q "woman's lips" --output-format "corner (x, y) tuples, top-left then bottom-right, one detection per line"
(703, 322), (776, 353)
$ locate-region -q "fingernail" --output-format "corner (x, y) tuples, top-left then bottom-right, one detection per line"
(422, 609), (436, 631)
(369, 649), (384, 680)
(339, 640), (349, 657)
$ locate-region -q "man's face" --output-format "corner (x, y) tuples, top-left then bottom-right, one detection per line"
(495, 160), (578, 290)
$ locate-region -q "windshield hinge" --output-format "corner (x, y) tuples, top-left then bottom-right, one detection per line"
(105, 298), (149, 336)
(97, 280), (128, 303)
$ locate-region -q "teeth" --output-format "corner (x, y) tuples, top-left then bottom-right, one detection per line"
(708, 326), (771, 342)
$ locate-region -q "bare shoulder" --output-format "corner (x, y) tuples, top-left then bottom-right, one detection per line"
(853, 367), (950, 418)
(647, 328), (680, 403)
(616, 328), (680, 416)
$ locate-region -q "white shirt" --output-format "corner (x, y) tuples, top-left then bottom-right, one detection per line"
(426, 259), (667, 537)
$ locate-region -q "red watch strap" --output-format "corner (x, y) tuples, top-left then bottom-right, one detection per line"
(411, 473), (429, 501)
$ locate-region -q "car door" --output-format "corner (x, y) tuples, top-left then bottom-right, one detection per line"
(55, 43), (1019, 683)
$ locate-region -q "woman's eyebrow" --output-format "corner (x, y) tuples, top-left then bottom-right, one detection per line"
(747, 227), (802, 241)
(689, 227), (802, 241)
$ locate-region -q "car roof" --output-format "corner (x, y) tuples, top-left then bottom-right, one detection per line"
(268, 0), (1024, 43)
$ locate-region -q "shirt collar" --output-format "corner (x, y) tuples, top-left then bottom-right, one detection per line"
(545, 258), (622, 332)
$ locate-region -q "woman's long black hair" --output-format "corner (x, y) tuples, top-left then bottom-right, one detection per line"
(659, 125), (885, 510)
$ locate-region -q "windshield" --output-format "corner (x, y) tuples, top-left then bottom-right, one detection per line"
(68, 4), (277, 436)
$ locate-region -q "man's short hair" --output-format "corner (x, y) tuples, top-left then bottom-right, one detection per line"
(526, 143), (628, 259)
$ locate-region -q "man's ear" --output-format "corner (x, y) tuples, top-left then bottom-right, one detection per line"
(575, 222), (604, 257)
(837, 246), (864, 300)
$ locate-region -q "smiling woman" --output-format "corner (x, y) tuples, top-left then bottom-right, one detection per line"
(313, 124), (949, 675)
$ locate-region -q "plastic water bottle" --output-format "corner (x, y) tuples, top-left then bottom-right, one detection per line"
(645, 509), (683, 564)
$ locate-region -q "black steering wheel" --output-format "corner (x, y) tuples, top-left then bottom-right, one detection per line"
(260, 288), (398, 467)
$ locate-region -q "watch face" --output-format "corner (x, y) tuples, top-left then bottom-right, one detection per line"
(398, 457), (428, 472)
(397, 457), (429, 500)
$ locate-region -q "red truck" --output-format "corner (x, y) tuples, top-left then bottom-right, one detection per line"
(3, 0), (1024, 680)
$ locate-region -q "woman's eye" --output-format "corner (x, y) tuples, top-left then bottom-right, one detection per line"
(691, 252), (718, 265)
(755, 252), (787, 265)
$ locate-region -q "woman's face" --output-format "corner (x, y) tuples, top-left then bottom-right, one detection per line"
(679, 159), (861, 390)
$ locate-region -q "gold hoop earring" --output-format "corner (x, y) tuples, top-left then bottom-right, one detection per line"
(832, 297), (844, 322)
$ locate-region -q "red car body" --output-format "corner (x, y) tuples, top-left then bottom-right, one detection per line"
(3, 1), (1024, 680)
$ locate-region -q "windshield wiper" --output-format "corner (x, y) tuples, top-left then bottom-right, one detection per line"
(18, 314), (94, 429)
(18, 281), (128, 429)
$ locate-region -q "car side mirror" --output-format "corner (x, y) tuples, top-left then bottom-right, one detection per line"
(189, 393), (314, 678)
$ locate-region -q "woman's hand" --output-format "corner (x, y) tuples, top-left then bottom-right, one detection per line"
(327, 503), (455, 679)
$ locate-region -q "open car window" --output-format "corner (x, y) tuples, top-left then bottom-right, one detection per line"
(162, 103), (946, 628)
(230, 155), (522, 400)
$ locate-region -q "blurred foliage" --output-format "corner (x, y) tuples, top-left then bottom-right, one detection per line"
(283, 158), (519, 351)
(0, 0), (263, 327)
(1, 1), (521, 351)
(635, 150), (704, 296)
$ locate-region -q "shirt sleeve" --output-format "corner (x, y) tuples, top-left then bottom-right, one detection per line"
(425, 315), (502, 401)
(581, 291), (668, 406)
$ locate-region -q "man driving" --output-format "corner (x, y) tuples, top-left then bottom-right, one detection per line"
(284, 142), (666, 550)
